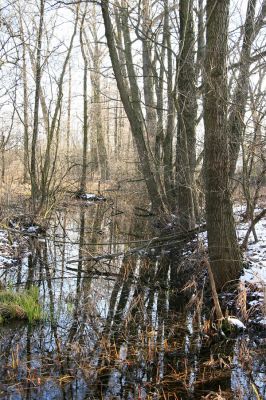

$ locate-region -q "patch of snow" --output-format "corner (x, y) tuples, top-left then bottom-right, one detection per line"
(248, 300), (260, 306)
(257, 318), (266, 326)
(227, 317), (246, 330)
(0, 255), (15, 266)
(236, 207), (266, 288)
(25, 226), (40, 234)
(80, 193), (106, 201)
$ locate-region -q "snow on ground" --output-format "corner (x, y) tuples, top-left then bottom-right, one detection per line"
(25, 226), (39, 234)
(195, 204), (266, 325)
(79, 193), (106, 202)
(227, 317), (246, 330)
(234, 206), (266, 287)
(0, 229), (18, 267)
(234, 205), (266, 327)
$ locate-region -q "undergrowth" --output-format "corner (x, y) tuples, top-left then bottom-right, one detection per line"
(0, 286), (42, 324)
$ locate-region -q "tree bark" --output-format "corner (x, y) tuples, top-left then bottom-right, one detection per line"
(175, 0), (196, 231)
(204, 0), (242, 290)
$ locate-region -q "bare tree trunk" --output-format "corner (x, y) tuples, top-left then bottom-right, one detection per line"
(28, 50), (50, 134)
(204, 0), (242, 290)
(196, 0), (205, 80)
(40, 7), (79, 208)
(101, 0), (165, 213)
(163, 0), (175, 207)
(175, 0), (196, 231)
(66, 62), (72, 168)
(19, 13), (29, 183)
(114, 96), (119, 162)
(142, 0), (157, 155)
(91, 43), (109, 180)
(84, 7), (109, 179)
(229, 0), (265, 178)
(31, 0), (45, 209)
(241, 209), (266, 249)
(154, 29), (165, 164)
(80, 9), (88, 194)
(1, 135), (5, 183)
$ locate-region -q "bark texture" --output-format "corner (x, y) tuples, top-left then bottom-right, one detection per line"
(176, 0), (196, 230)
(204, 0), (242, 289)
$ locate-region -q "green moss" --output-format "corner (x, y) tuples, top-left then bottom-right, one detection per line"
(0, 286), (42, 324)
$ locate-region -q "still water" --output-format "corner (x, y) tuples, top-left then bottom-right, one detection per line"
(0, 201), (265, 399)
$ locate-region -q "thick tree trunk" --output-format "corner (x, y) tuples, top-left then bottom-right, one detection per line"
(204, 0), (242, 290)
(176, 0), (196, 231)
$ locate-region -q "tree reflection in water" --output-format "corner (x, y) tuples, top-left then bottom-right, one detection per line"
(0, 204), (265, 399)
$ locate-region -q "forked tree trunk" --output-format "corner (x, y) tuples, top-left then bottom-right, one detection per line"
(101, 0), (165, 213)
(204, 0), (242, 290)
(40, 8), (78, 208)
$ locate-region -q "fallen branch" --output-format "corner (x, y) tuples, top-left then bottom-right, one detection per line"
(66, 224), (206, 264)
(204, 258), (223, 320)
(241, 208), (266, 250)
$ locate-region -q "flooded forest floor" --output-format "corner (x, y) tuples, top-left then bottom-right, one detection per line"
(0, 186), (265, 400)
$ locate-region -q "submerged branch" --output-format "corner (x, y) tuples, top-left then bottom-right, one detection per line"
(67, 224), (206, 264)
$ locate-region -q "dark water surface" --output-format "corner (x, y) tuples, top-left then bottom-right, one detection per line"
(0, 202), (265, 399)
